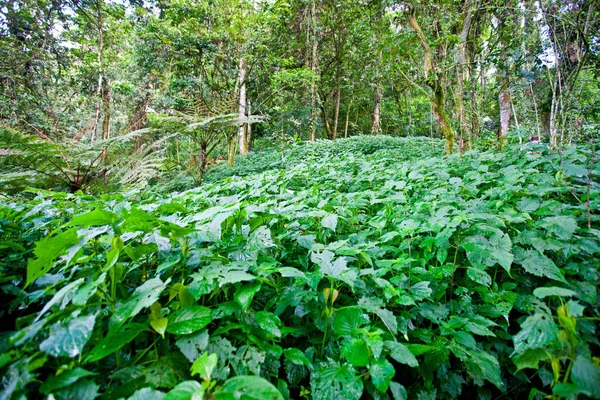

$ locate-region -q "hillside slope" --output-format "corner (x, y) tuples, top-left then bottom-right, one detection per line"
(1, 137), (599, 399)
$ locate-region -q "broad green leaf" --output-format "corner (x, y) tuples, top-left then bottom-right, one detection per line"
(67, 208), (119, 227)
(72, 273), (107, 306)
(176, 330), (210, 363)
(389, 382), (408, 400)
(310, 361), (363, 400)
(539, 216), (578, 240)
(571, 356), (600, 398)
(374, 308), (397, 334)
(278, 267), (307, 279)
(39, 315), (95, 358)
(144, 357), (184, 389)
(512, 313), (559, 354)
(466, 267), (492, 287)
(512, 349), (550, 371)
(191, 352), (218, 379)
(128, 387), (166, 400)
(384, 341), (419, 367)
(451, 344), (503, 390)
(26, 228), (80, 285)
(235, 282), (262, 311)
(151, 318), (168, 338)
(40, 367), (97, 394)
(255, 311), (282, 338)
(36, 278), (85, 321)
(311, 250), (348, 277)
(333, 307), (364, 336)
(514, 248), (566, 282)
(533, 286), (578, 299)
(164, 381), (204, 400)
(86, 323), (147, 362)
(370, 358), (395, 393)
(166, 305), (213, 335)
(53, 379), (99, 400)
(322, 214), (338, 232)
(283, 348), (312, 368)
(214, 376), (283, 400)
(342, 338), (370, 367)
(111, 276), (171, 329)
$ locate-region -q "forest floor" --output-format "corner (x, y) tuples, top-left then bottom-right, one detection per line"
(1, 136), (599, 400)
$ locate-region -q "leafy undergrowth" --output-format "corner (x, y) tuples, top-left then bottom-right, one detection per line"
(1, 137), (599, 400)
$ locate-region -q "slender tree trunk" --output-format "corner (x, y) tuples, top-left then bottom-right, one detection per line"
(237, 57), (248, 155)
(332, 36), (343, 140)
(227, 135), (236, 167)
(90, 3), (103, 143)
(454, 0), (473, 152)
(309, 0), (318, 141)
(102, 80), (111, 141)
(344, 99), (352, 138)
(246, 99), (252, 151)
(372, 53), (382, 135)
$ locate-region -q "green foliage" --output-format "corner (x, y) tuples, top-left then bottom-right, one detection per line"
(1, 136), (599, 399)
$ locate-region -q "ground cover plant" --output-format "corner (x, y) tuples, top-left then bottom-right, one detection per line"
(0, 136), (599, 400)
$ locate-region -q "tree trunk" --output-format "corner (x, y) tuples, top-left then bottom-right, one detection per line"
(102, 79), (111, 141)
(237, 57), (248, 155)
(227, 136), (236, 168)
(407, 12), (455, 154)
(454, 0), (473, 152)
(344, 99), (352, 138)
(246, 99), (252, 151)
(372, 55), (382, 136)
(309, 0), (318, 141)
(90, 3), (103, 143)
(498, 81), (511, 145)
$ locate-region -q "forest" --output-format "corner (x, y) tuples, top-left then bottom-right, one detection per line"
(1, 0), (599, 399)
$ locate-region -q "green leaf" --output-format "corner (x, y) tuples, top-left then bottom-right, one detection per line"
(67, 208), (120, 227)
(533, 286), (578, 299)
(539, 216), (578, 240)
(466, 267), (492, 287)
(151, 318), (168, 338)
(235, 282), (262, 311)
(322, 214), (338, 232)
(311, 250), (348, 277)
(40, 367), (97, 394)
(514, 248), (566, 283)
(86, 323), (147, 362)
(451, 345), (503, 390)
(191, 352), (218, 380)
(54, 379), (99, 400)
(342, 338), (370, 367)
(39, 315), (95, 358)
(310, 361), (363, 400)
(128, 387), (166, 400)
(512, 313), (559, 354)
(166, 305), (213, 335)
(571, 356), (600, 398)
(384, 341), (419, 367)
(370, 358), (395, 393)
(389, 382), (408, 400)
(214, 376), (283, 400)
(164, 381), (204, 400)
(111, 276), (171, 329)
(512, 349), (550, 371)
(333, 307), (364, 336)
(283, 348), (312, 368)
(255, 311), (282, 338)
(176, 330), (210, 363)
(26, 228), (80, 285)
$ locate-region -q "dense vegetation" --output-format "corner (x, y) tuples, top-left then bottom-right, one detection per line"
(1, 0), (600, 399)
(1, 136), (599, 399)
